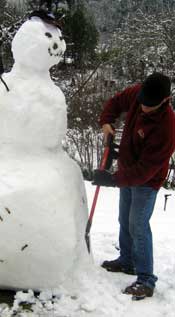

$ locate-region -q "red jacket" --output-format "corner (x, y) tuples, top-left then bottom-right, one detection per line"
(100, 84), (175, 189)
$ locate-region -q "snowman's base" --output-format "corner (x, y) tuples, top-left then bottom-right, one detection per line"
(0, 152), (89, 291)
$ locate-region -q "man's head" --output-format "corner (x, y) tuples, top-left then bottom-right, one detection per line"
(137, 72), (171, 111)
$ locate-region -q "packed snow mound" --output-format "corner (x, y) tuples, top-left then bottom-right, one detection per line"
(0, 15), (90, 291)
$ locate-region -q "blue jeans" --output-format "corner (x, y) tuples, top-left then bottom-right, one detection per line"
(118, 186), (158, 289)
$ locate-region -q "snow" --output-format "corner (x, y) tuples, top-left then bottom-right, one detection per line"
(12, 17), (66, 72)
(0, 182), (175, 316)
(0, 16), (90, 291)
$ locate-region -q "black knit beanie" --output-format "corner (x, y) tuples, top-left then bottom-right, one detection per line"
(137, 72), (171, 107)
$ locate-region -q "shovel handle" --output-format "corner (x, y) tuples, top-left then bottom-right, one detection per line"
(85, 133), (114, 253)
(99, 133), (114, 170)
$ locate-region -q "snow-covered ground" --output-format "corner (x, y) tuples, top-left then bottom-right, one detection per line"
(1, 181), (175, 317)
(88, 182), (175, 317)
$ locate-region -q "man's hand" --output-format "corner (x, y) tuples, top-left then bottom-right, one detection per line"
(92, 170), (116, 187)
(102, 124), (115, 144)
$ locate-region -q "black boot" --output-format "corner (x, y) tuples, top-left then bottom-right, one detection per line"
(101, 259), (135, 275)
(122, 281), (154, 300)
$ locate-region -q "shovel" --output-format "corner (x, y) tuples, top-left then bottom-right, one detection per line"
(85, 133), (115, 253)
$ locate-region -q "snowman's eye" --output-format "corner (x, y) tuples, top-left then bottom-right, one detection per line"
(45, 32), (52, 38)
(59, 36), (63, 41)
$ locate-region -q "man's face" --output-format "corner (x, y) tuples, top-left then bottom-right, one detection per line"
(141, 103), (162, 113)
(141, 96), (170, 113)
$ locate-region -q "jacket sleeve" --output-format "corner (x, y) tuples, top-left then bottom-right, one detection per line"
(99, 84), (141, 127)
(113, 119), (175, 187)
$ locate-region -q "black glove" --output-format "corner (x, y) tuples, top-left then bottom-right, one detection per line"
(92, 170), (116, 187)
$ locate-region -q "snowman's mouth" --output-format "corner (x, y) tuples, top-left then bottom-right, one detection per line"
(48, 48), (64, 58)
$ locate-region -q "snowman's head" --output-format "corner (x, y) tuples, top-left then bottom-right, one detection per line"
(12, 17), (66, 72)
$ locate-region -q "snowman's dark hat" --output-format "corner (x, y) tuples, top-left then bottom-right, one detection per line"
(29, 10), (62, 29)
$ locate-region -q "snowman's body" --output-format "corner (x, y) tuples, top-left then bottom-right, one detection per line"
(0, 17), (89, 291)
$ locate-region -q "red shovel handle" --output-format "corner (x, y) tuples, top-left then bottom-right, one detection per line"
(85, 133), (114, 252)
(99, 133), (113, 170)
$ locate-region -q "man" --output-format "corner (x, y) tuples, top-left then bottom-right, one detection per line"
(93, 72), (175, 299)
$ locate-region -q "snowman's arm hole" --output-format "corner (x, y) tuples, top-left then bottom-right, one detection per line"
(21, 244), (28, 251)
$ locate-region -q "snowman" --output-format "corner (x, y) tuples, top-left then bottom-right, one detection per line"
(0, 12), (90, 291)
